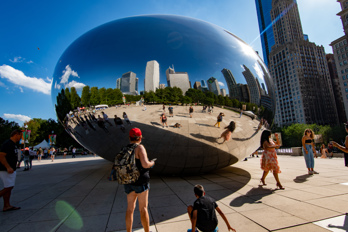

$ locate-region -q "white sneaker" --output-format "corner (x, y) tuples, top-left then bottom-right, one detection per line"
(312, 170), (319, 174)
(308, 171), (313, 175)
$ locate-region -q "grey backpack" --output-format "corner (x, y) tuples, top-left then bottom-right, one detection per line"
(114, 143), (140, 184)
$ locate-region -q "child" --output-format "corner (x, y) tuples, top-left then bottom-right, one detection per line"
(218, 121), (236, 144)
(187, 185), (236, 232)
(214, 113), (225, 128)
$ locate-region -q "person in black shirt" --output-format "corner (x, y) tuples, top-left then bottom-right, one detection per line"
(187, 185), (236, 232)
(0, 129), (22, 212)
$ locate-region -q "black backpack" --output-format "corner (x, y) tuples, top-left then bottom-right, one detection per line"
(114, 143), (140, 184)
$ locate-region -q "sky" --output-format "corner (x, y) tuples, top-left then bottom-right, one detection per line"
(0, 0), (342, 126)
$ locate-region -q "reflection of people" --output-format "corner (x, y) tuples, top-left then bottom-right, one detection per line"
(260, 130), (284, 189)
(214, 113), (224, 128)
(218, 121), (236, 144)
(327, 142), (334, 158)
(114, 115), (126, 133)
(0, 129), (22, 212)
(124, 128), (155, 232)
(187, 185), (236, 232)
(302, 129), (318, 175)
(320, 144), (328, 159)
(331, 123), (348, 167)
(123, 112), (132, 125)
(160, 113), (168, 128)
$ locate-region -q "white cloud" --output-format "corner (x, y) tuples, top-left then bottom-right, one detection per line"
(60, 65), (79, 84)
(9, 56), (25, 63)
(3, 113), (31, 122)
(0, 65), (51, 95)
(27, 60), (33, 64)
(19, 87), (23, 93)
(218, 82), (225, 87)
(65, 80), (86, 90)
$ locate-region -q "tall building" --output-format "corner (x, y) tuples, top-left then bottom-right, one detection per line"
(221, 68), (237, 97)
(268, 0), (338, 126)
(330, 1), (348, 121)
(144, 60), (160, 93)
(159, 84), (166, 89)
(166, 66), (190, 94)
(120, 71), (138, 95)
(193, 81), (201, 90)
(207, 77), (221, 96)
(326, 54), (347, 123)
(255, 0), (275, 66)
(221, 89), (227, 97)
(201, 80), (208, 92)
(242, 65), (261, 105)
(116, 78), (121, 89)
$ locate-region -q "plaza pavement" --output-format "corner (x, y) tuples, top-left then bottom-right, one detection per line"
(1, 154), (348, 232)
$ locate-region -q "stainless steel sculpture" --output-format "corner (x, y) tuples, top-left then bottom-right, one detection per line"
(52, 15), (275, 174)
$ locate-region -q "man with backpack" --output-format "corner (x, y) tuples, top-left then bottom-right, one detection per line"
(115, 128), (155, 232)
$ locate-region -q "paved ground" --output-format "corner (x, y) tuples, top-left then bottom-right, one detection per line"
(1, 155), (348, 232)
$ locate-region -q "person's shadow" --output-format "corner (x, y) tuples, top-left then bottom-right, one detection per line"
(328, 213), (348, 231)
(190, 133), (217, 143)
(230, 186), (274, 207)
(293, 174), (312, 183)
(232, 130), (259, 141)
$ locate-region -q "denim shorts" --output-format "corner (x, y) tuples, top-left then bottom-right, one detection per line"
(124, 183), (150, 194)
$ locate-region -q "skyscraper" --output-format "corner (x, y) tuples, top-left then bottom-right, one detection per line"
(166, 66), (190, 94)
(193, 81), (201, 90)
(255, 0), (275, 66)
(221, 68), (237, 97)
(144, 60), (160, 93)
(120, 71), (138, 95)
(207, 77), (221, 96)
(242, 65), (261, 105)
(268, 0), (338, 126)
(116, 78), (121, 89)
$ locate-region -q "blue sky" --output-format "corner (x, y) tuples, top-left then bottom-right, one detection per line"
(0, 0), (342, 125)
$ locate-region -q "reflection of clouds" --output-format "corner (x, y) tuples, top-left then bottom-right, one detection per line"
(0, 65), (51, 95)
(218, 81), (225, 87)
(65, 80), (86, 90)
(19, 87), (24, 93)
(55, 65), (85, 90)
(9, 56), (25, 63)
(253, 62), (264, 81)
(237, 39), (258, 58)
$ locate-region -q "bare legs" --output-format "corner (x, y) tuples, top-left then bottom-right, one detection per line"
(126, 190), (150, 232)
(261, 170), (284, 189)
(0, 186), (13, 211)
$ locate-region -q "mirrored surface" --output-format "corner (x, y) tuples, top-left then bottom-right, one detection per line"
(52, 15), (275, 174)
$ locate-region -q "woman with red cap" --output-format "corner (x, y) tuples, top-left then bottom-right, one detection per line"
(124, 128), (155, 232)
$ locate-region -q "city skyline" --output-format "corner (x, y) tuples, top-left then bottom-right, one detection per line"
(0, 0), (341, 125)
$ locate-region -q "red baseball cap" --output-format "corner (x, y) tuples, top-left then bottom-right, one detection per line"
(129, 128), (142, 138)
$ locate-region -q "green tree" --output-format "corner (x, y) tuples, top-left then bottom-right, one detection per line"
(0, 117), (20, 145)
(155, 88), (167, 103)
(98, 87), (107, 104)
(65, 88), (71, 108)
(81, 85), (91, 106)
(144, 91), (157, 103)
(70, 87), (81, 109)
(90, 87), (100, 105)
(185, 89), (205, 103)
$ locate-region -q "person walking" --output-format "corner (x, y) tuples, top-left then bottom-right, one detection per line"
(260, 130), (284, 189)
(123, 128), (155, 232)
(160, 113), (168, 128)
(218, 121), (236, 144)
(331, 122), (348, 167)
(214, 113), (225, 128)
(301, 129), (318, 175)
(0, 129), (22, 212)
(23, 148), (30, 171)
(320, 144), (328, 159)
(50, 147), (56, 162)
(38, 147), (43, 161)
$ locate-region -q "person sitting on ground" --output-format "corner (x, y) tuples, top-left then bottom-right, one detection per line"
(187, 185), (236, 232)
(218, 121), (236, 144)
(174, 123), (182, 128)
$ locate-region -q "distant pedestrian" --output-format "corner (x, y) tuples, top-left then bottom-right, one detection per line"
(114, 115), (126, 133)
(260, 130), (284, 189)
(29, 147), (35, 169)
(23, 148), (30, 171)
(218, 121), (236, 144)
(97, 115), (109, 133)
(160, 113), (168, 128)
(163, 104), (166, 112)
(240, 109), (243, 118)
(214, 113), (224, 128)
(50, 147), (56, 162)
(189, 106), (194, 118)
(331, 122), (348, 167)
(168, 105), (174, 117)
(123, 112), (132, 125)
(63, 148), (68, 159)
(102, 111), (113, 126)
(302, 129), (318, 175)
(72, 147), (76, 158)
(38, 147), (43, 161)
(0, 129), (22, 212)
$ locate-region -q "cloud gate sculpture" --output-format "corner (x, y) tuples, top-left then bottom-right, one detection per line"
(52, 15), (275, 174)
